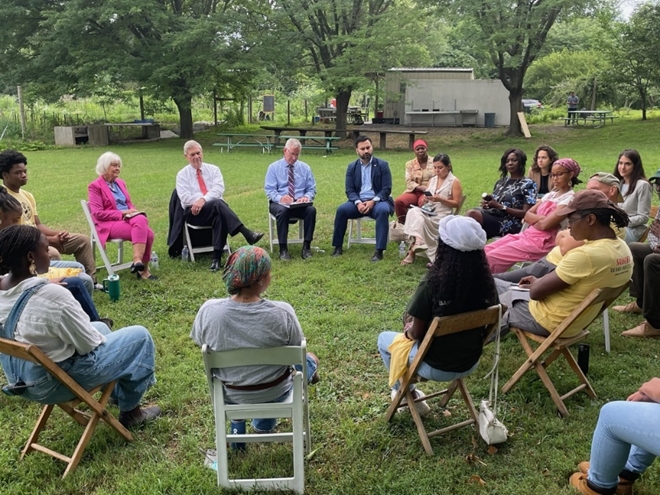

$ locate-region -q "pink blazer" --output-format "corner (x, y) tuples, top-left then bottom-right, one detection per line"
(88, 176), (137, 246)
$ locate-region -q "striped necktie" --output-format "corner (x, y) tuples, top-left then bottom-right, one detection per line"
(288, 164), (295, 199)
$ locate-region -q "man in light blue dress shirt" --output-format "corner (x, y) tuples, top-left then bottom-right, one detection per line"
(265, 139), (317, 260)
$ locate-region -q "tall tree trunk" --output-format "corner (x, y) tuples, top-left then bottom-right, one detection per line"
(640, 87), (647, 120)
(506, 90), (524, 137)
(174, 94), (194, 139)
(335, 89), (352, 139)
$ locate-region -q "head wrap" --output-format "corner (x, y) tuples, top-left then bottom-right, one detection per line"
(438, 216), (487, 252)
(553, 158), (581, 178)
(413, 139), (428, 150)
(222, 246), (271, 295)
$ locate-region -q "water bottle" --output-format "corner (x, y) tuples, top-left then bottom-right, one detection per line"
(181, 246), (190, 262)
(229, 419), (246, 450)
(150, 251), (159, 270)
(399, 241), (407, 258)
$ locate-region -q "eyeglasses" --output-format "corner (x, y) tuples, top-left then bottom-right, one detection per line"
(551, 172), (569, 178)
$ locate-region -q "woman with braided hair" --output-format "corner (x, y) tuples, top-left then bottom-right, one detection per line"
(0, 225), (161, 429)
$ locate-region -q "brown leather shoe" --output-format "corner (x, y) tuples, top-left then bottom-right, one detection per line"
(577, 462), (635, 495)
(621, 321), (660, 339)
(569, 472), (614, 494)
(612, 302), (642, 314)
(119, 405), (162, 429)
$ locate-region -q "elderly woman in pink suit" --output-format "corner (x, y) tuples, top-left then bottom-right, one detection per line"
(88, 152), (156, 280)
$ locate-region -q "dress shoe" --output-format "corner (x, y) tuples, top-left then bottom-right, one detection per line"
(130, 262), (145, 273)
(279, 250), (292, 261)
(332, 247), (343, 257)
(621, 321), (660, 338)
(245, 231), (264, 245)
(301, 247), (313, 259)
(209, 259), (221, 272)
(98, 317), (114, 329)
(371, 250), (384, 262)
(118, 405), (162, 429)
(612, 301), (642, 314)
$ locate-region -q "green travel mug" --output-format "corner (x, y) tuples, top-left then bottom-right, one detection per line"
(102, 274), (120, 302)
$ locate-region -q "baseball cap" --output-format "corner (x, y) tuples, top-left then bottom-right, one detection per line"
(562, 189), (619, 216)
(413, 139), (428, 150)
(588, 172), (624, 202)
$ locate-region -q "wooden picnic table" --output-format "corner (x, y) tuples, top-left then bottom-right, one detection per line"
(563, 110), (618, 128)
(345, 128), (428, 150)
(278, 135), (340, 154)
(213, 132), (276, 153)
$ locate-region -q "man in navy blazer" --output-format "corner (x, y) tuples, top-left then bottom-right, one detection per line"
(332, 136), (394, 262)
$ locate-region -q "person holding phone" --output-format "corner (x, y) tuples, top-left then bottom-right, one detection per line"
(400, 153), (462, 265)
(88, 152), (156, 280)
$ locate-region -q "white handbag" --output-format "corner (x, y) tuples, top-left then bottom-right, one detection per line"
(478, 305), (508, 445)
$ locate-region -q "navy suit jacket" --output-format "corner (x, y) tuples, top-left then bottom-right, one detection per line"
(345, 157), (394, 213)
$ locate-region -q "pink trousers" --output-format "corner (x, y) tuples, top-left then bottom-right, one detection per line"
(485, 228), (557, 274)
(394, 191), (426, 223)
(105, 215), (154, 263)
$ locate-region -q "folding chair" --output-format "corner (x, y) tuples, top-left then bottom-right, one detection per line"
(453, 194), (467, 216)
(347, 217), (388, 248)
(81, 200), (133, 276)
(268, 206), (305, 253)
(0, 337), (132, 478)
(501, 281), (631, 417)
(386, 305), (503, 455)
(638, 205), (658, 243)
(183, 223), (231, 262)
(202, 340), (311, 493)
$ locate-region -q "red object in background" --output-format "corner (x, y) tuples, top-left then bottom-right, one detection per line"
(330, 99), (336, 108)
(377, 111), (384, 118)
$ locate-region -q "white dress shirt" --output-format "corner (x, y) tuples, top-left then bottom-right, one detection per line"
(175, 162), (225, 208)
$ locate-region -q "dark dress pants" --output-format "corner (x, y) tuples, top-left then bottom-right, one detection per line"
(332, 201), (390, 250)
(269, 202), (316, 245)
(629, 242), (660, 328)
(184, 199), (243, 251)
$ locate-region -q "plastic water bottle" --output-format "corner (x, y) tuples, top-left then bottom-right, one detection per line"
(150, 251), (159, 270)
(181, 246), (189, 262)
(399, 241), (407, 258)
(230, 419), (246, 450)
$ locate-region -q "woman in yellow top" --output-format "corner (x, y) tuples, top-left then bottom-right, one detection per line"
(394, 140), (434, 224)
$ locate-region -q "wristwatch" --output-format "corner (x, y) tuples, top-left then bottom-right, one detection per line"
(501, 205), (508, 212)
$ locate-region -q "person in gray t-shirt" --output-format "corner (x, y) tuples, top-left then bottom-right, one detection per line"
(191, 246), (319, 432)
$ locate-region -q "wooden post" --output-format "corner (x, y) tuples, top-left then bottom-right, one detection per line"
(17, 86), (26, 139)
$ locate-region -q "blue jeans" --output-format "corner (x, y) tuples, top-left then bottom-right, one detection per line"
(61, 276), (100, 321)
(332, 201), (391, 250)
(50, 260), (94, 295)
(587, 401), (660, 490)
(231, 354), (318, 433)
(377, 331), (479, 390)
(17, 322), (156, 412)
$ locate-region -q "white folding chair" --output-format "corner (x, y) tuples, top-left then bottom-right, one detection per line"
(202, 340), (311, 493)
(268, 206), (305, 252)
(347, 216), (388, 248)
(184, 223), (230, 262)
(80, 200), (132, 276)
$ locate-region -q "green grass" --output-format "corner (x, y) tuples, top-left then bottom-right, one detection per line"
(2, 119), (660, 494)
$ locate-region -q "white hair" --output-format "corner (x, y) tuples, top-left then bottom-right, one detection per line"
(183, 140), (202, 155)
(284, 138), (302, 151)
(96, 152), (122, 176)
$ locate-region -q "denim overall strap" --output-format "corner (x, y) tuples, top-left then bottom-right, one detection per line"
(0, 284), (44, 340)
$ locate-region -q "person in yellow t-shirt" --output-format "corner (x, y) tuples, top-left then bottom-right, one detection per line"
(0, 149), (96, 281)
(499, 189), (632, 339)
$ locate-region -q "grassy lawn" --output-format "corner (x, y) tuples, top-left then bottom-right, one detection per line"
(1, 119), (660, 494)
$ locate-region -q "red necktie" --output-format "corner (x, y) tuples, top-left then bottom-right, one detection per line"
(196, 169), (208, 195)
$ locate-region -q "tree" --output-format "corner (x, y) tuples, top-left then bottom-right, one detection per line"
(272, 0), (432, 135)
(605, 3), (660, 120)
(434, 0), (600, 136)
(0, 0), (264, 138)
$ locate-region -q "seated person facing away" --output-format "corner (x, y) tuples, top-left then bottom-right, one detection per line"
(393, 140), (434, 224)
(493, 172), (626, 292)
(466, 147), (537, 239)
(88, 152), (156, 280)
(0, 225), (160, 429)
(614, 168), (660, 339)
(264, 138), (317, 261)
(498, 189), (632, 339)
(401, 153), (462, 266)
(613, 149), (652, 243)
(176, 140), (264, 272)
(190, 246), (319, 434)
(485, 158), (580, 274)
(569, 377), (660, 495)
(331, 136), (394, 262)
(378, 216), (498, 415)
(0, 149), (96, 282)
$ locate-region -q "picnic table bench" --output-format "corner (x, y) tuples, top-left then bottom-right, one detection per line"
(345, 128), (428, 150)
(277, 135), (340, 154)
(563, 111), (618, 128)
(213, 133), (276, 153)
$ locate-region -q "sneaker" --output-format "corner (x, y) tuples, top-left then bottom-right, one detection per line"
(577, 462), (635, 495)
(94, 283), (104, 291)
(391, 388), (431, 416)
(621, 321), (660, 339)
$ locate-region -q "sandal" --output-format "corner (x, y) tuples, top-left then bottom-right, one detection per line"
(400, 252), (415, 265)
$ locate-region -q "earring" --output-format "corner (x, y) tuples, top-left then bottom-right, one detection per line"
(258, 280), (263, 286)
(29, 260), (38, 276)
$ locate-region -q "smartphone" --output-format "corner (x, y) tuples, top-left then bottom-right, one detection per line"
(423, 191), (432, 196)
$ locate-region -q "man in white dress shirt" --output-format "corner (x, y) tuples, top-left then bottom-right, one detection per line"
(175, 140), (263, 272)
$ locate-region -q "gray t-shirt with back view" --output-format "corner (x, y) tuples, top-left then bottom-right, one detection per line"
(191, 297), (303, 403)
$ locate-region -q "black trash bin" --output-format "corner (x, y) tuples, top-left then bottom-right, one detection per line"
(484, 113), (496, 128)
